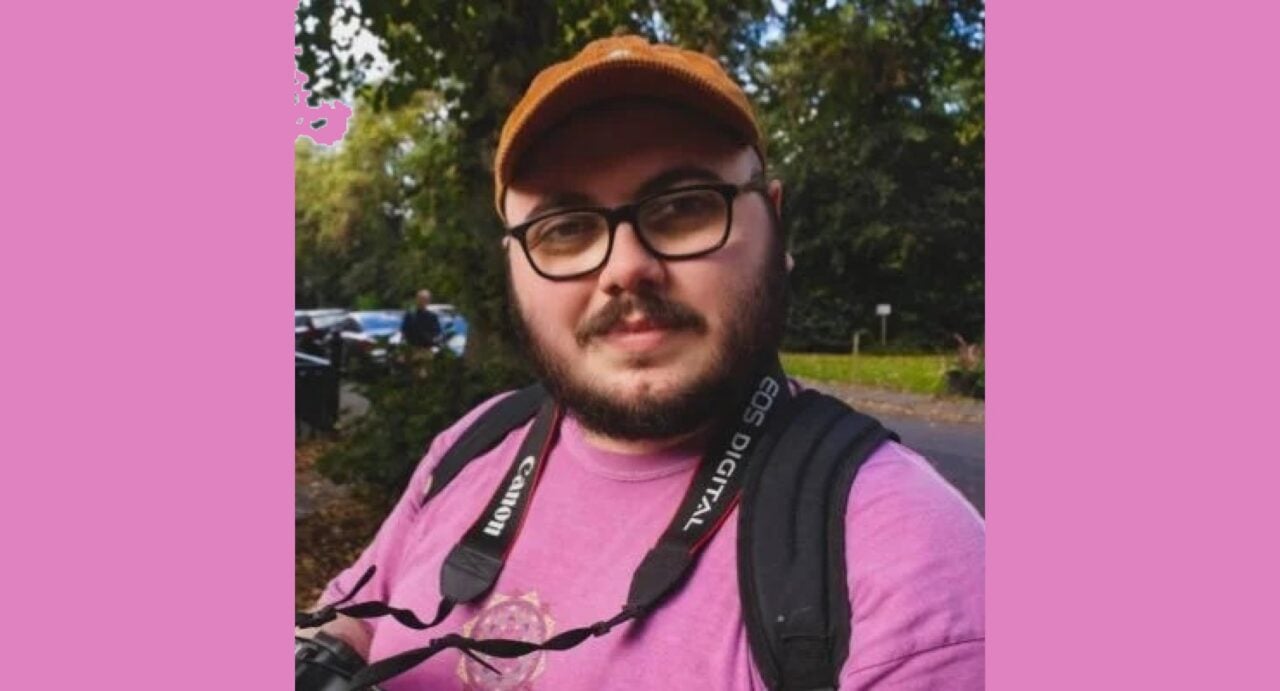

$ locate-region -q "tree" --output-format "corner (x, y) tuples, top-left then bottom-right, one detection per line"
(296, 93), (441, 309)
(759, 0), (985, 349)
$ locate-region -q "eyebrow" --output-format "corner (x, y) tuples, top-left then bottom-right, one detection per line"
(633, 166), (726, 198)
(522, 165), (728, 220)
(525, 191), (595, 220)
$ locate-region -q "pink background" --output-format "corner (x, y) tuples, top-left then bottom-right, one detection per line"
(989, 2), (1280, 688)
(2, 1), (1278, 688)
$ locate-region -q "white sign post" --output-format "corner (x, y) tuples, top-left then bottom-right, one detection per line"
(875, 303), (892, 345)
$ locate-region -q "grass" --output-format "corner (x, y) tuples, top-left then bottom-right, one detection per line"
(781, 352), (951, 395)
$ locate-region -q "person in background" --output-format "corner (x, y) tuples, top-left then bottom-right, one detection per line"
(401, 289), (442, 348)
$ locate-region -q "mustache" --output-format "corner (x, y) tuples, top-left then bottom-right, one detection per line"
(575, 292), (707, 345)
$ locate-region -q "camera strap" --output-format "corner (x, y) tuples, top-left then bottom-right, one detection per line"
(295, 397), (563, 633)
(349, 360), (793, 689)
(295, 563), (443, 631)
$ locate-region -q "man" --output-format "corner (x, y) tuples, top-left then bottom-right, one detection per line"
(308, 36), (984, 689)
(401, 289), (442, 348)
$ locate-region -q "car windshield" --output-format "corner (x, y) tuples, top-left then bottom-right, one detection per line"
(359, 313), (403, 330)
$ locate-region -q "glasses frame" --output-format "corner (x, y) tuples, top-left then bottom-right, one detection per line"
(506, 178), (770, 281)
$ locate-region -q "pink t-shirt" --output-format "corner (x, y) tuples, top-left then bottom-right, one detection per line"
(324, 392), (985, 690)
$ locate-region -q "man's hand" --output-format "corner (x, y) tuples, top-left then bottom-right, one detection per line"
(297, 611), (373, 661)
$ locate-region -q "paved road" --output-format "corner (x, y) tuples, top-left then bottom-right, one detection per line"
(876, 413), (984, 515)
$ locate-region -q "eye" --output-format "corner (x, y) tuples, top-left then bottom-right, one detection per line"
(641, 189), (723, 232)
(654, 194), (714, 217)
(527, 214), (602, 251)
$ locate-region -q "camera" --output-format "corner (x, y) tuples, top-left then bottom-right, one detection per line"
(295, 631), (383, 691)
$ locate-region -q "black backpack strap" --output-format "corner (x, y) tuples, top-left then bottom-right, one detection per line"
(423, 384), (548, 505)
(738, 390), (898, 691)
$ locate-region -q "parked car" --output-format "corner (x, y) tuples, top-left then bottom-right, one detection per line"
(427, 303), (469, 356)
(334, 310), (405, 366)
(295, 308), (348, 356)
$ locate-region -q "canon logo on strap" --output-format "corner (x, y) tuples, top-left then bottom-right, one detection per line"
(682, 376), (781, 531)
(483, 455), (537, 537)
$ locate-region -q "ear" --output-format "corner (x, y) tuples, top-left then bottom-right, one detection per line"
(766, 179), (793, 273)
(501, 236), (521, 275)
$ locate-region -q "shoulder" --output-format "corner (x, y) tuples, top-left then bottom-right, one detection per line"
(421, 390), (524, 470)
(848, 440), (984, 546)
(401, 390), (527, 500)
(843, 441), (985, 675)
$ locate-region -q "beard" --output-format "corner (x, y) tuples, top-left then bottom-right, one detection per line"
(508, 247), (789, 441)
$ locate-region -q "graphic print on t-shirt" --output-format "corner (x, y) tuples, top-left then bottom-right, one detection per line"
(457, 592), (556, 690)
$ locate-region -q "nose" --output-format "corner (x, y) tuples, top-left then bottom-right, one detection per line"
(597, 221), (666, 295)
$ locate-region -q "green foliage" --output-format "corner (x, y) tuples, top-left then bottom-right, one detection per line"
(295, 93), (449, 310)
(762, 1), (985, 348)
(317, 349), (533, 495)
(780, 352), (950, 395)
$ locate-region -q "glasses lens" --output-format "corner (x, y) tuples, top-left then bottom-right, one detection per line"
(637, 188), (729, 256)
(525, 211), (610, 277)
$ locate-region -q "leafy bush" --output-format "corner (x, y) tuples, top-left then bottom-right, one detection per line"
(317, 349), (532, 499)
(944, 335), (985, 399)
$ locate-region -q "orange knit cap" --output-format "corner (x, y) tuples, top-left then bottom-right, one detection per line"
(493, 35), (765, 220)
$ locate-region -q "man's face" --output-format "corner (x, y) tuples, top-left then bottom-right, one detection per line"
(504, 101), (787, 440)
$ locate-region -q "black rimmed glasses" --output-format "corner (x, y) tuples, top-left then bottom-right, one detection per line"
(506, 178), (769, 280)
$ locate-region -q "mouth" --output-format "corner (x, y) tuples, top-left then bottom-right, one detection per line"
(599, 316), (677, 352)
(611, 316), (664, 333)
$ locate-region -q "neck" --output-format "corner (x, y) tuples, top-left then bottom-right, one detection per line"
(578, 421), (715, 456)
